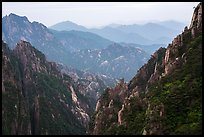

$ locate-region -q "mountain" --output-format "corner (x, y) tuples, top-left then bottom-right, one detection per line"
(2, 13), (113, 61)
(89, 26), (154, 45)
(107, 23), (122, 28)
(2, 13), (70, 64)
(116, 22), (181, 43)
(65, 43), (150, 81)
(2, 40), (84, 134)
(2, 40), (116, 135)
(157, 20), (186, 31)
(56, 63), (117, 104)
(50, 21), (155, 45)
(2, 13), (149, 81)
(50, 20), (185, 45)
(89, 2), (202, 135)
(119, 42), (166, 54)
(50, 29), (113, 51)
(49, 21), (88, 31)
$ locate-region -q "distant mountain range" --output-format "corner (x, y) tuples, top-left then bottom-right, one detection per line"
(2, 13), (150, 81)
(119, 42), (166, 54)
(156, 20), (186, 31)
(66, 43), (150, 81)
(2, 13), (113, 52)
(50, 29), (113, 51)
(49, 20), (186, 45)
(49, 21), (88, 32)
(89, 26), (154, 45)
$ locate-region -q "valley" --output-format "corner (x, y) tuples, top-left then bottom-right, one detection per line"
(2, 2), (202, 135)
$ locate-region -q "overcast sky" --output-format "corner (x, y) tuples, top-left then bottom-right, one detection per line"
(2, 2), (199, 28)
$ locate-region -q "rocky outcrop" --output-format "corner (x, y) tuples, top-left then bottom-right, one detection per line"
(118, 104), (125, 125)
(69, 84), (90, 128)
(2, 41), (32, 135)
(3, 40), (107, 134)
(95, 100), (101, 112)
(189, 2), (202, 38)
(90, 79), (128, 134)
(13, 40), (59, 75)
(128, 47), (166, 93)
(90, 2), (202, 135)
(163, 3), (202, 76)
(57, 63), (117, 106)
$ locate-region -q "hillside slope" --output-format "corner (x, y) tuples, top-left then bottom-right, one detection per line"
(89, 2), (202, 135)
(2, 40), (115, 135)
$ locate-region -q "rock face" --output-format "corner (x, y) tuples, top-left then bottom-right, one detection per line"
(2, 40), (113, 135)
(89, 79), (128, 135)
(90, 2), (202, 135)
(163, 3), (202, 76)
(2, 40), (32, 135)
(56, 63), (116, 105)
(189, 3), (202, 36)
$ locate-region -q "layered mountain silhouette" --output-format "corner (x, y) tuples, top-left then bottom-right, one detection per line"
(2, 13), (150, 81)
(50, 19), (185, 45)
(50, 29), (113, 51)
(49, 21), (88, 32)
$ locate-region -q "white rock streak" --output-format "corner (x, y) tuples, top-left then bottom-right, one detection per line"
(118, 104), (125, 125)
(70, 85), (78, 103)
(95, 100), (101, 112)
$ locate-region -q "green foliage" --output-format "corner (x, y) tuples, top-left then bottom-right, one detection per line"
(146, 32), (202, 135)
(91, 31), (202, 135)
(103, 96), (146, 135)
(2, 85), (18, 134)
(113, 95), (123, 108)
(2, 81), (31, 135)
(2, 42), (86, 134)
(38, 96), (85, 135)
(34, 73), (70, 95)
(157, 48), (166, 64)
(88, 112), (97, 133)
(31, 72), (86, 134)
(106, 110), (146, 135)
(125, 111), (146, 135)
(100, 88), (110, 107)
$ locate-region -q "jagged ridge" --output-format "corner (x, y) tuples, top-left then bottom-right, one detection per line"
(2, 40), (114, 135)
(90, 2), (202, 135)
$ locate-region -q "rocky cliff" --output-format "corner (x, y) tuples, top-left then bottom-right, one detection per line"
(2, 40), (112, 135)
(90, 2), (202, 135)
